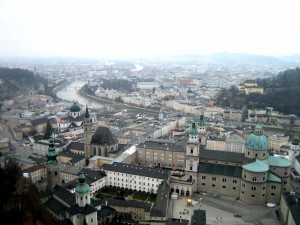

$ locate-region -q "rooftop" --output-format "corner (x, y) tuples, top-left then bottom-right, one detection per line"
(242, 159), (269, 173)
(102, 162), (170, 180)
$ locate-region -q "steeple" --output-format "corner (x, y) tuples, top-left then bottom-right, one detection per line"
(46, 139), (60, 189)
(189, 122), (199, 143)
(75, 172), (91, 206)
(84, 105), (92, 159)
(85, 104), (90, 122)
(46, 138), (58, 165)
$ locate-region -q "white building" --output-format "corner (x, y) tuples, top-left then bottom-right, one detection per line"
(102, 162), (170, 194)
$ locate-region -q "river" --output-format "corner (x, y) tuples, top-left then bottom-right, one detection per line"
(56, 80), (106, 109)
(56, 80), (159, 116)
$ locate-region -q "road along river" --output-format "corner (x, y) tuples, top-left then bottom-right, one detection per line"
(56, 80), (159, 117)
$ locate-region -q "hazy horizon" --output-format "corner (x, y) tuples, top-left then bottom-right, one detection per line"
(1, 0), (300, 58)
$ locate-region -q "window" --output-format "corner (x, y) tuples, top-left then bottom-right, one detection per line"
(242, 183), (245, 188)
(191, 149), (193, 154)
(255, 153), (258, 158)
(91, 218), (93, 222)
(271, 193), (275, 196)
(233, 187), (236, 190)
(212, 184), (215, 187)
(271, 185), (276, 189)
(222, 178), (227, 182)
(244, 174), (246, 179)
(263, 186), (266, 190)
(202, 176), (206, 180)
(251, 187), (256, 191)
(222, 186), (226, 188)
(252, 177), (257, 181)
(233, 180), (237, 184)
(202, 183), (205, 186)
(251, 195), (255, 197)
(212, 177), (216, 181)
(190, 166), (193, 170)
(247, 151), (250, 155)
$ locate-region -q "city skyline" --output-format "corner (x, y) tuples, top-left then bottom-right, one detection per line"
(1, 0), (300, 58)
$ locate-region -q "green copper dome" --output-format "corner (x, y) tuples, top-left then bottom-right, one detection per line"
(245, 125), (268, 151)
(198, 114), (205, 127)
(189, 122), (198, 135)
(70, 102), (81, 112)
(75, 172), (90, 195)
(46, 139), (58, 165)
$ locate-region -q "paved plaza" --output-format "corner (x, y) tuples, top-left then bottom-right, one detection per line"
(168, 194), (282, 225)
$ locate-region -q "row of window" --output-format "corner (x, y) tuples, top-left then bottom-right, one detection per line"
(201, 183), (237, 189)
(241, 191), (276, 197)
(201, 176), (238, 183)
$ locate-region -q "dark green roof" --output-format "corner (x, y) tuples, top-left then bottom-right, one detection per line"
(75, 172), (90, 195)
(70, 102), (81, 112)
(242, 159), (269, 173)
(46, 139), (58, 165)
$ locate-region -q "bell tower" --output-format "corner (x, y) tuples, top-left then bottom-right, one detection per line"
(84, 105), (92, 158)
(185, 122), (200, 181)
(46, 139), (60, 189)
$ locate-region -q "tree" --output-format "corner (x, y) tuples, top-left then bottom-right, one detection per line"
(44, 120), (52, 139)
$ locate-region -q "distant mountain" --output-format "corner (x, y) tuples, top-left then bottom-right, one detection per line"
(211, 52), (282, 65)
(278, 55), (300, 63)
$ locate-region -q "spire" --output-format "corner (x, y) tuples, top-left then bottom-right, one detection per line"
(189, 122), (198, 136)
(85, 105), (90, 119)
(46, 139), (58, 165)
(198, 113), (205, 127)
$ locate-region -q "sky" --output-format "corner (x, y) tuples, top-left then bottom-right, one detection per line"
(0, 0), (300, 58)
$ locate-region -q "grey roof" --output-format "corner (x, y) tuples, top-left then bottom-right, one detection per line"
(102, 162), (170, 180)
(67, 204), (97, 215)
(97, 206), (116, 218)
(137, 140), (185, 152)
(44, 197), (68, 217)
(53, 185), (76, 206)
(201, 149), (245, 163)
(191, 210), (206, 225)
(67, 141), (84, 151)
(198, 163), (242, 177)
(282, 192), (300, 225)
(91, 126), (118, 145)
(150, 181), (170, 217)
(82, 168), (107, 182)
(104, 198), (151, 211)
(59, 164), (82, 175)
(30, 117), (48, 126)
(58, 150), (85, 165)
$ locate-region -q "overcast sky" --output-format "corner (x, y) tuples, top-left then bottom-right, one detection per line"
(0, 0), (299, 58)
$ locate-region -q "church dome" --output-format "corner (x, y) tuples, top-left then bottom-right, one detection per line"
(245, 125), (268, 151)
(75, 172), (90, 195)
(189, 122), (198, 135)
(91, 126), (118, 145)
(70, 102), (81, 112)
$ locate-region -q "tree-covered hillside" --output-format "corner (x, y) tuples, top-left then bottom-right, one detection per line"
(217, 67), (300, 116)
(0, 67), (47, 101)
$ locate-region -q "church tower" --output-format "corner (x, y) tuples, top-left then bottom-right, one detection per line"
(288, 137), (299, 168)
(46, 139), (60, 189)
(75, 172), (91, 206)
(197, 113), (207, 145)
(84, 105), (92, 159)
(185, 122), (200, 181)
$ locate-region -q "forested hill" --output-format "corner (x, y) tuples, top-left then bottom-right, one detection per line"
(217, 67), (300, 116)
(257, 67), (300, 88)
(0, 67), (46, 101)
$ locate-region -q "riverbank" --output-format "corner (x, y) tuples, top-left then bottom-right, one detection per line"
(78, 85), (159, 117)
(52, 79), (77, 95)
